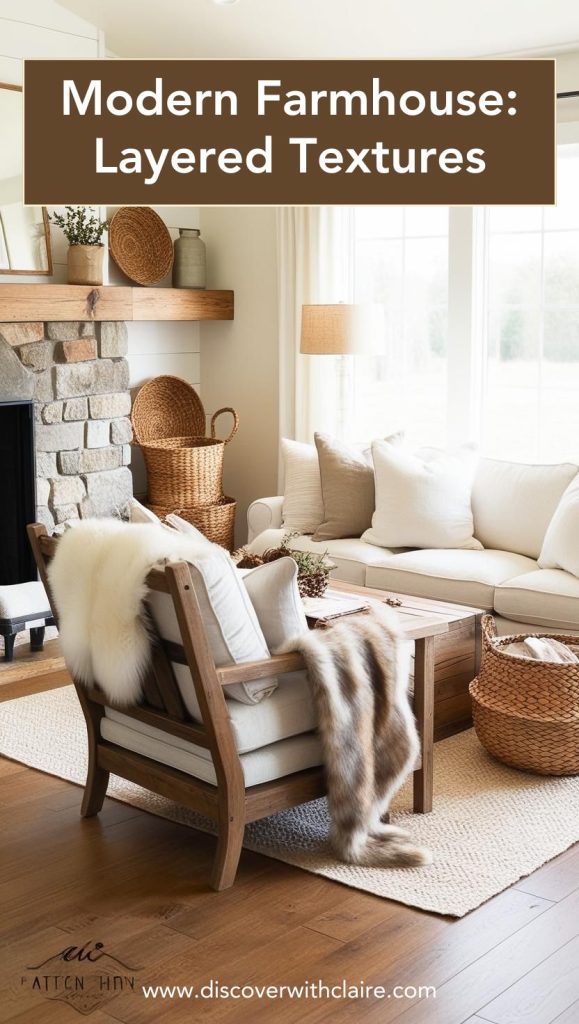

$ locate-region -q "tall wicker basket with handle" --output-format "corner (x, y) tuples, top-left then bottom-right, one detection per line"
(470, 615), (579, 776)
(131, 376), (238, 507)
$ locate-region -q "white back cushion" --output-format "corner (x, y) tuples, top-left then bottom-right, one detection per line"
(472, 459), (578, 559)
(148, 542), (275, 706)
(539, 476), (579, 578)
(363, 440), (481, 550)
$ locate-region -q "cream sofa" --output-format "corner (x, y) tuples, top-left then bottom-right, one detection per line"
(247, 458), (579, 635)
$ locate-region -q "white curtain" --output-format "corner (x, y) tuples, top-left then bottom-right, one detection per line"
(277, 207), (354, 453)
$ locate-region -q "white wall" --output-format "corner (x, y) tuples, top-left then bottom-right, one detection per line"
(0, 2), (201, 498)
(199, 207), (278, 545)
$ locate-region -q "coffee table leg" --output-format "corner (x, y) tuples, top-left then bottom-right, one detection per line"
(413, 635), (435, 813)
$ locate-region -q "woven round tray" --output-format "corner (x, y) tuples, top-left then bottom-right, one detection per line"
(470, 615), (579, 776)
(132, 376), (206, 444)
(109, 207), (173, 286)
(147, 498), (237, 552)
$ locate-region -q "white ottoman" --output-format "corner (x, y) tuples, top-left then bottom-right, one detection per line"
(0, 582), (54, 662)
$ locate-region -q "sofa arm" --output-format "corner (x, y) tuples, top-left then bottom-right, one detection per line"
(247, 496), (284, 543)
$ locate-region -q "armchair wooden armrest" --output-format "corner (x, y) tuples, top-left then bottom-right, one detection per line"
(216, 652), (305, 686)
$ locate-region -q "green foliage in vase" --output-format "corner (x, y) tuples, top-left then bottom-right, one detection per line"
(235, 532), (336, 578)
(49, 206), (108, 246)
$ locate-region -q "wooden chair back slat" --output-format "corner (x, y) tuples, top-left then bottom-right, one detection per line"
(149, 638), (188, 720)
(140, 663), (165, 710)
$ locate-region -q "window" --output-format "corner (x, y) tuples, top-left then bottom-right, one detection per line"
(340, 142), (579, 464)
(351, 206), (449, 447)
(481, 143), (579, 462)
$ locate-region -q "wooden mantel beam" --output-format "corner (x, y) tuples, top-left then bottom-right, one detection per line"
(0, 285), (234, 323)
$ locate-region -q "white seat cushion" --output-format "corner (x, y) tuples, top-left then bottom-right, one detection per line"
(247, 528), (399, 586)
(105, 668), (317, 755)
(100, 715), (323, 788)
(495, 570), (579, 631)
(365, 549), (538, 609)
(0, 581), (50, 619)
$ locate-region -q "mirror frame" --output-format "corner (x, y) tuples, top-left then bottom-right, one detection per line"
(0, 82), (53, 276)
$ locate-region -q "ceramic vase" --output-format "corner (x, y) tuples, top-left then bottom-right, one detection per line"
(172, 229), (206, 289)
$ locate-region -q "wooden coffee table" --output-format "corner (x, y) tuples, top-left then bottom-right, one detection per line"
(329, 580), (483, 813)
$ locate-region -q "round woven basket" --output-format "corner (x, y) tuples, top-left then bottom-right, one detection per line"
(143, 436), (225, 506)
(132, 376), (206, 444)
(109, 207), (174, 286)
(470, 615), (579, 776)
(148, 498), (236, 552)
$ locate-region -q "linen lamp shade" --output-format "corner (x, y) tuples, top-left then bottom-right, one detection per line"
(300, 303), (384, 355)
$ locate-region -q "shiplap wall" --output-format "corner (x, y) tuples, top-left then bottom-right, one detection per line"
(0, 1), (201, 495)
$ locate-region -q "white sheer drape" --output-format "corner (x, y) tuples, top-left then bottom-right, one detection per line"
(277, 207), (354, 452)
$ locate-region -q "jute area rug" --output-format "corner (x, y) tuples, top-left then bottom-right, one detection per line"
(1, 685), (578, 918)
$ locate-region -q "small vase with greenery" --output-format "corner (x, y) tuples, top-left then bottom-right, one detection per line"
(49, 206), (108, 286)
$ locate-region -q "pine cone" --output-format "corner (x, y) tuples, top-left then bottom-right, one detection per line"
(236, 553), (264, 569)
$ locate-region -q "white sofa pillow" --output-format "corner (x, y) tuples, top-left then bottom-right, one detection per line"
(281, 438), (324, 534)
(539, 477), (579, 578)
(363, 441), (482, 551)
(241, 557), (308, 651)
(472, 459), (578, 559)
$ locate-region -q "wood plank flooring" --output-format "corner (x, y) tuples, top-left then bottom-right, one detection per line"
(0, 752), (577, 1024)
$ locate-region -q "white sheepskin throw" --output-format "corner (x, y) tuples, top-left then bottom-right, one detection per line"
(48, 519), (204, 706)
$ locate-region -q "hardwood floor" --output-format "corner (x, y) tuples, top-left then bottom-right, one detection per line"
(0, 753), (578, 1024)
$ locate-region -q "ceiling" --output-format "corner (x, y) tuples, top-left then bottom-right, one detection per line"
(58, 0), (579, 59)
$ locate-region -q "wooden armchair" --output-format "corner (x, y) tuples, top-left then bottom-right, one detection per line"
(28, 524), (326, 891)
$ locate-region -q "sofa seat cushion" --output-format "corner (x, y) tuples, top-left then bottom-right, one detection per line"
(247, 528), (399, 586)
(101, 715), (323, 788)
(365, 549), (538, 609)
(495, 570), (579, 631)
(105, 668), (318, 756)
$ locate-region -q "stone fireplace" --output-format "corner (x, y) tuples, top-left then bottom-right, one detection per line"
(0, 319), (133, 537)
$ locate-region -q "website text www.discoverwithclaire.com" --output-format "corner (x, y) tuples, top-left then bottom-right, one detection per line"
(141, 979), (437, 1002)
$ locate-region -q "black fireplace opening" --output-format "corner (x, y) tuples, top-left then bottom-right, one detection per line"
(0, 401), (37, 585)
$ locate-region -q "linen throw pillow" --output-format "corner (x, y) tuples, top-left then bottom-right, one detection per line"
(538, 476), (579, 578)
(312, 433), (375, 541)
(363, 440), (482, 550)
(240, 557), (309, 651)
(281, 438), (324, 534)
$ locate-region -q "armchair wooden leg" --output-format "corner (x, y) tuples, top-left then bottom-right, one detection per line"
(81, 759), (110, 817)
(211, 813), (245, 891)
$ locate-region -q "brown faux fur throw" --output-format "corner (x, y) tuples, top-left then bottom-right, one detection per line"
(284, 604), (432, 868)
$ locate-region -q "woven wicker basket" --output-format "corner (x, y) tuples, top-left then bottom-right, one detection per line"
(470, 615), (579, 776)
(143, 436), (225, 506)
(148, 498), (237, 552)
(131, 376), (239, 507)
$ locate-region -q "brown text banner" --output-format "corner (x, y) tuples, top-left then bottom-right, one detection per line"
(24, 59), (555, 206)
